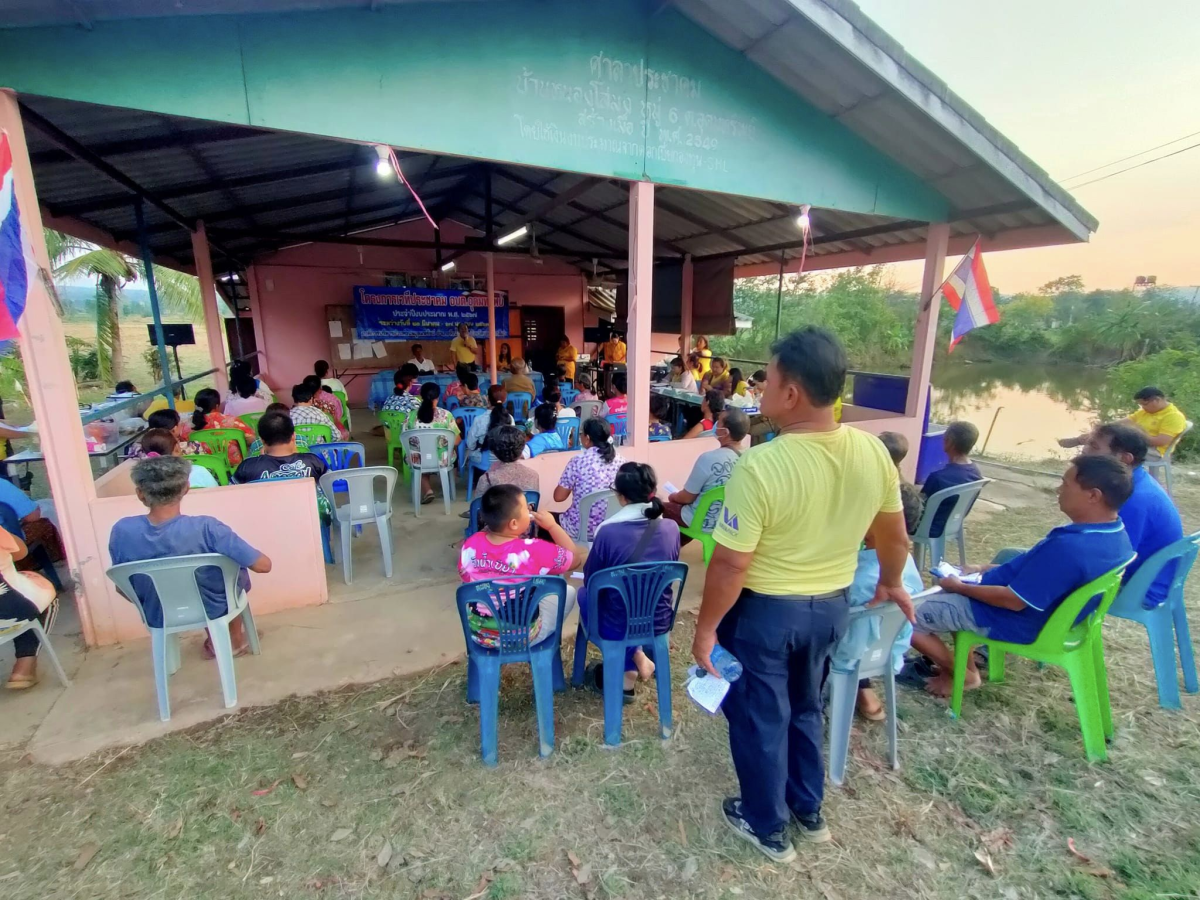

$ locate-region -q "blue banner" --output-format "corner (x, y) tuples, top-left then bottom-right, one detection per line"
(353, 286), (510, 340)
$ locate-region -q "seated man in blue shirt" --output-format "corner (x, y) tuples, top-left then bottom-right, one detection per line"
(1083, 423), (1183, 609)
(110, 456), (272, 657)
(920, 421), (984, 538)
(911, 455), (1133, 698)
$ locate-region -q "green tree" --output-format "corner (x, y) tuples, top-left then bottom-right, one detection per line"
(44, 229), (202, 384)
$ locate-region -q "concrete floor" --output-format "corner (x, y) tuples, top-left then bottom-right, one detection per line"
(0, 414), (709, 763)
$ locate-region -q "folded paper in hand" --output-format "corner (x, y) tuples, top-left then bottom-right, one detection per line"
(686, 665), (731, 714)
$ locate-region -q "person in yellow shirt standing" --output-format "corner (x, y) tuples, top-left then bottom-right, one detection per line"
(555, 335), (578, 380)
(449, 322), (479, 371)
(691, 326), (914, 862)
(600, 331), (627, 365)
(1061, 386), (1187, 458)
(694, 335), (713, 378)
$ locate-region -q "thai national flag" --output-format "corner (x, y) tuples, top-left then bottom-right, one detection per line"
(0, 130), (35, 341)
(941, 238), (998, 352)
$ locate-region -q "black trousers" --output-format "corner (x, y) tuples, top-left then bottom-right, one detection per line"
(718, 588), (849, 836)
(0, 587), (51, 658)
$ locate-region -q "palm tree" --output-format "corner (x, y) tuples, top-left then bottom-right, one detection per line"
(44, 229), (203, 384)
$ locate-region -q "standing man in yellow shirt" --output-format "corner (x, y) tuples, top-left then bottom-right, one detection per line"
(1061, 385), (1187, 458)
(449, 322), (479, 371)
(600, 330), (627, 365)
(692, 327), (914, 862)
(555, 335), (578, 381)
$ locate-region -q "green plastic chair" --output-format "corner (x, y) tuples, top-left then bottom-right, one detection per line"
(294, 422), (334, 446)
(332, 389), (352, 432)
(238, 411), (265, 431)
(950, 556), (1135, 761)
(677, 485), (725, 564)
(182, 452), (231, 486)
(379, 410), (408, 472)
(192, 427), (248, 461)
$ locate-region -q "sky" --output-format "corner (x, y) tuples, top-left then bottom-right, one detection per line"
(851, 0), (1200, 294)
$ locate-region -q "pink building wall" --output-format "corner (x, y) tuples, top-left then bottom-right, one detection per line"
(249, 220), (591, 404)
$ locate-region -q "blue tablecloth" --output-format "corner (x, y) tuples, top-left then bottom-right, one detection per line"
(367, 370), (397, 411)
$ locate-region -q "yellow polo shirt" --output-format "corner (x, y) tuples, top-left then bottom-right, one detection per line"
(449, 335), (478, 365)
(713, 426), (901, 595)
(556, 344), (578, 380)
(1131, 402), (1187, 455)
(603, 339), (627, 364)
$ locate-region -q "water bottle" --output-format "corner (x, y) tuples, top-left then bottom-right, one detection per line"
(709, 644), (744, 682)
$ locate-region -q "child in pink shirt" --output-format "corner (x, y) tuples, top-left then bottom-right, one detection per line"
(459, 483), (582, 647)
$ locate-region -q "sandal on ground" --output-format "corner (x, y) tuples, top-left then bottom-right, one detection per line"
(421, 491), (436, 505)
(5, 674), (38, 690)
(856, 699), (886, 722)
(203, 636), (253, 660)
(588, 663), (635, 705)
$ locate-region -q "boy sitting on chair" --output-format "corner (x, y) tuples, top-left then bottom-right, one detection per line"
(110, 457), (272, 658)
(920, 421), (983, 538)
(911, 455), (1133, 698)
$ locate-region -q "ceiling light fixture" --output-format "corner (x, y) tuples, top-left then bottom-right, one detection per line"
(795, 204), (812, 232)
(440, 260), (457, 272)
(495, 225), (529, 246)
(374, 144), (393, 178)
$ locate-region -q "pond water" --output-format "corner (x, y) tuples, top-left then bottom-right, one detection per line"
(930, 363), (1109, 462)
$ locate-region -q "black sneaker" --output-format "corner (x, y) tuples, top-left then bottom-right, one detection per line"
(722, 798), (796, 862)
(791, 809), (832, 844)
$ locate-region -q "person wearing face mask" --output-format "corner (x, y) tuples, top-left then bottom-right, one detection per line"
(663, 409), (748, 542)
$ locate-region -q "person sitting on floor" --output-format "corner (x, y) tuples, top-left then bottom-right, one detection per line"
(184, 388), (255, 465)
(223, 374), (269, 419)
(109, 456), (273, 659)
(405, 382), (461, 505)
(648, 393), (674, 440)
(503, 358), (536, 399)
(523, 404), (566, 458)
(455, 370), (488, 409)
(879, 431), (925, 534)
(302, 376), (348, 439)
(459, 483), (582, 648)
(381, 364), (422, 414)
(0, 526), (59, 690)
(920, 421), (983, 538)
(912, 455), (1133, 698)
(555, 417), (626, 543)
(664, 408), (747, 541)
(574, 376), (598, 403)
(601, 372), (629, 417)
(1082, 422), (1183, 609)
(139, 428), (218, 488)
(289, 382), (340, 439)
(314, 359), (345, 395)
(467, 386), (514, 473)
(582, 461), (681, 701)
(130, 408), (211, 458)
(474, 425), (539, 498)
(682, 389), (725, 439)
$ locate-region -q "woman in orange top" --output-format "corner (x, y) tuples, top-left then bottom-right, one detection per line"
(183, 388), (255, 464)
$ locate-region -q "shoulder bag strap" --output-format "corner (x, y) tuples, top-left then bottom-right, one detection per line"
(628, 517), (662, 564)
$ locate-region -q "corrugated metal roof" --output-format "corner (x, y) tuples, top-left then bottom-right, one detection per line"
(9, 0), (1097, 276)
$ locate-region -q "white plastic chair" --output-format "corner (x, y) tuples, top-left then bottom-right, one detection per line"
(400, 427), (457, 515)
(573, 400), (605, 422)
(319, 466), (399, 584)
(0, 606), (70, 689)
(574, 489), (619, 547)
(1145, 420), (1193, 498)
(106, 553), (261, 721)
(911, 478), (991, 570)
(827, 598), (924, 785)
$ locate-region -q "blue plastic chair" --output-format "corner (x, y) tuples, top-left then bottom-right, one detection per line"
(454, 408), (490, 470)
(444, 394), (460, 411)
(606, 413), (628, 445)
(1108, 531), (1200, 709)
(506, 391), (533, 422)
(464, 491), (540, 538)
(530, 372), (545, 402)
(466, 451), (495, 498)
(455, 576), (569, 766)
(559, 385), (578, 406)
(649, 432), (672, 442)
(555, 418), (579, 451)
(571, 561), (689, 745)
(308, 441), (367, 545)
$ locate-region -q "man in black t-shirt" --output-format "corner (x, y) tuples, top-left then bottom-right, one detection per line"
(233, 412), (327, 485)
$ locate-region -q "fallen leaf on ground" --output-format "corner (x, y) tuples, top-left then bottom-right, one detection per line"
(981, 827), (1014, 854)
(330, 828), (353, 843)
(73, 842), (100, 871)
(1067, 838), (1092, 863)
(321, 798), (337, 808)
(462, 871), (493, 900)
(974, 849), (996, 876)
(678, 819), (688, 847)
(377, 841), (392, 868)
(251, 780), (281, 797)
(255, 818), (267, 836)
(166, 817), (184, 840)
(718, 865), (735, 882)
(573, 862), (592, 885)
(1141, 772), (1166, 787)
(291, 774), (308, 791)
(567, 850), (581, 868)
(914, 846), (937, 870)
(291, 751), (309, 760)
(681, 857), (698, 880)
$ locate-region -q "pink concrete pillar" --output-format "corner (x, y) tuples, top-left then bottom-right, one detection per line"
(192, 221), (228, 394)
(905, 222), (950, 422)
(486, 252), (498, 382)
(1, 90), (108, 646)
(680, 253), (694, 359)
(626, 181), (654, 449)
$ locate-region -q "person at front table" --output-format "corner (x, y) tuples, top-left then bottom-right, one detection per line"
(314, 360), (346, 395)
(1060, 385), (1187, 458)
(600, 331), (627, 365)
(406, 343), (437, 374)
(667, 356), (697, 393)
(450, 323), (479, 371)
(556, 335), (578, 381)
(682, 390), (724, 439)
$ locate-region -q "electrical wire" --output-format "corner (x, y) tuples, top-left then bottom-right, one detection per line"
(1060, 128), (1200, 182)
(1064, 140), (1200, 190)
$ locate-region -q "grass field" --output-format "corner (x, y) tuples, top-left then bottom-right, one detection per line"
(2, 477), (1200, 899)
